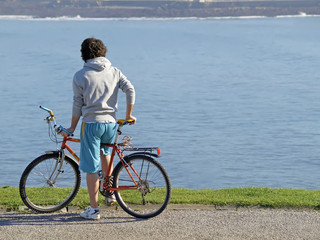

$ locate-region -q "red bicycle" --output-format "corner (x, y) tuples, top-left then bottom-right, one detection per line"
(19, 106), (171, 218)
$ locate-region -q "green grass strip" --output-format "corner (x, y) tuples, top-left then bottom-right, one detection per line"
(1, 186), (320, 211)
(170, 187), (320, 208)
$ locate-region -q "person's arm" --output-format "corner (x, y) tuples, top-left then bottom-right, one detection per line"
(126, 103), (136, 124)
(61, 75), (82, 137)
(69, 115), (80, 133)
(61, 115), (80, 137)
(118, 71), (136, 124)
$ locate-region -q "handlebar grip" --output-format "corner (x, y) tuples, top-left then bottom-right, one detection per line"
(57, 125), (74, 137)
(40, 106), (50, 111)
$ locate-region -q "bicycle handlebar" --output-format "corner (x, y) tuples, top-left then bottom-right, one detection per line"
(40, 106), (73, 137)
(40, 106), (54, 117)
(40, 106), (133, 137)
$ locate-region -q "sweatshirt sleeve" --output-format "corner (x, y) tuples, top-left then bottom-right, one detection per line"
(72, 74), (83, 117)
(118, 71), (135, 105)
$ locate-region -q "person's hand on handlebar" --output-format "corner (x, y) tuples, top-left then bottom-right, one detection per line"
(127, 116), (137, 125)
(60, 127), (74, 138)
(61, 116), (79, 138)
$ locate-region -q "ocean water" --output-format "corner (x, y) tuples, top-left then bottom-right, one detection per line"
(0, 15), (320, 189)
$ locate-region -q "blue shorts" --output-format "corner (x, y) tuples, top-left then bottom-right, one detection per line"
(79, 122), (117, 173)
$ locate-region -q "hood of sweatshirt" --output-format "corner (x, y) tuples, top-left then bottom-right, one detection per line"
(84, 57), (111, 71)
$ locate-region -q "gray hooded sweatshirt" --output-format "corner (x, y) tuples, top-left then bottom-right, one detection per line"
(72, 57), (135, 123)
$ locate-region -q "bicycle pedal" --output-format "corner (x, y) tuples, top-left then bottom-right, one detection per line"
(104, 195), (116, 206)
(105, 200), (116, 206)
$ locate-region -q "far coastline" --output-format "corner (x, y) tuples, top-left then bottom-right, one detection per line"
(0, 0), (320, 19)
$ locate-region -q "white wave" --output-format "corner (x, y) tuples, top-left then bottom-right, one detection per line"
(0, 15), (267, 21)
(0, 15), (84, 21)
(276, 12), (320, 18)
(0, 13), (319, 21)
(0, 15), (34, 20)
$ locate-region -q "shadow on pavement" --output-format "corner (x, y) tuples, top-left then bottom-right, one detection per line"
(0, 211), (144, 226)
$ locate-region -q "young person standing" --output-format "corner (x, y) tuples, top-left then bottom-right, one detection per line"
(62, 38), (136, 220)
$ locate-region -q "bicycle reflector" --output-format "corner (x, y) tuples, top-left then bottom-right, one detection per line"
(157, 148), (161, 156)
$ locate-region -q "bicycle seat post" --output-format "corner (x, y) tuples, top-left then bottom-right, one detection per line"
(114, 124), (123, 144)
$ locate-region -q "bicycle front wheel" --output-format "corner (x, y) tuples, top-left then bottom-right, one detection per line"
(113, 155), (171, 218)
(19, 152), (81, 213)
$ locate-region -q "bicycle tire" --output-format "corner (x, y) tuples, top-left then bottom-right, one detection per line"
(113, 155), (171, 218)
(19, 152), (81, 213)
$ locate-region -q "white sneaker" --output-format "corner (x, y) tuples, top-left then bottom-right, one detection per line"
(104, 194), (116, 206)
(80, 206), (100, 220)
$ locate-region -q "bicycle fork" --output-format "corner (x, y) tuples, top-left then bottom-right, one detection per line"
(45, 150), (66, 187)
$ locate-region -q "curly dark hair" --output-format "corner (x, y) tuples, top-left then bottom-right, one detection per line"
(81, 38), (107, 62)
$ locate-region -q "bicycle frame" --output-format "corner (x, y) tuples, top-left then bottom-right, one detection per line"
(40, 105), (161, 192)
(59, 131), (160, 192)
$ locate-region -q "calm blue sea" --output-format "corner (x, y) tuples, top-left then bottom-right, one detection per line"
(0, 15), (320, 189)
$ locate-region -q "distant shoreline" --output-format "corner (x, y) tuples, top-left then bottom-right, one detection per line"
(0, 0), (320, 19)
(0, 13), (319, 21)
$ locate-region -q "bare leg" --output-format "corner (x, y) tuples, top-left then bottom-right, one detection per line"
(86, 173), (99, 209)
(86, 152), (113, 209)
(100, 150), (113, 177)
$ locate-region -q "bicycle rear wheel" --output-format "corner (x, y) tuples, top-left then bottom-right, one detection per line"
(19, 152), (81, 213)
(113, 155), (171, 218)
